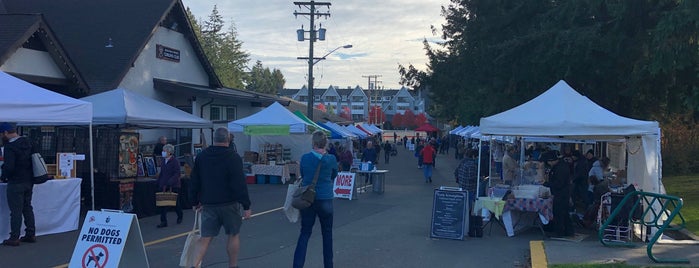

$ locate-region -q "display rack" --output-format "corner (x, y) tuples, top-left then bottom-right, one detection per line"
(259, 143), (283, 164)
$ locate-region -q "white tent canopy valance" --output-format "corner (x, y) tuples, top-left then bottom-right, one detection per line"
(479, 80), (662, 193)
(81, 88), (212, 129)
(0, 71), (92, 125)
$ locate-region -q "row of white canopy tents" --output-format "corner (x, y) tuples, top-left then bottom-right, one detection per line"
(477, 80), (662, 194)
(227, 102), (387, 160)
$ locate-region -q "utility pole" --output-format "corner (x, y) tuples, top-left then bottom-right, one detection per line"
(294, 1), (331, 120)
(362, 74), (381, 123)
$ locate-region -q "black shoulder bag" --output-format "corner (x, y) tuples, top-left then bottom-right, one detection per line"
(291, 159), (323, 210)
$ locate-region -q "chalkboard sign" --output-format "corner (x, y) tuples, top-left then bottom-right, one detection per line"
(430, 188), (469, 240)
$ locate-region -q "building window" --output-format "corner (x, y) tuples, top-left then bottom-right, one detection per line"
(351, 96), (364, 102)
(351, 105), (363, 110)
(325, 96), (337, 102)
(314, 95), (321, 101)
(342, 96), (347, 101)
(299, 96), (307, 102)
(210, 105), (237, 121)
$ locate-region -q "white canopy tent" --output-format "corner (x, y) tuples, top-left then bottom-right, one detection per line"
(449, 125), (465, 135)
(0, 71), (97, 210)
(228, 102), (317, 161)
(81, 88), (213, 128)
(479, 80), (662, 194)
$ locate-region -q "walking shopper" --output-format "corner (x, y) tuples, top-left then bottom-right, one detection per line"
(383, 141), (391, 164)
(420, 140), (437, 183)
(189, 128), (252, 268)
(1, 122), (37, 246)
(294, 131), (338, 268)
(156, 144), (183, 228)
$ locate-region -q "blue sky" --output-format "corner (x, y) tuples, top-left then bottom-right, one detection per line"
(182, 0), (450, 89)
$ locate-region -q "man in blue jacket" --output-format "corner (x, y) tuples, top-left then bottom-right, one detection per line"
(189, 128), (251, 268)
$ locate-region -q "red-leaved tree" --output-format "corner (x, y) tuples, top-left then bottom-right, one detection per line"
(315, 103), (326, 112)
(403, 109), (416, 129)
(339, 106), (352, 121)
(414, 113), (428, 127)
(392, 112), (404, 129)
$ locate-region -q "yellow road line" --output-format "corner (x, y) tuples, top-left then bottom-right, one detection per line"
(52, 207), (284, 268)
(530, 240), (548, 268)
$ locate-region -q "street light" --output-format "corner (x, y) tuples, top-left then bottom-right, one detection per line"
(298, 44), (352, 120)
(314, 44), (353, 65)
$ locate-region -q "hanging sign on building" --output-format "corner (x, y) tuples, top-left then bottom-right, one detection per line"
(156, 44), (180, 62)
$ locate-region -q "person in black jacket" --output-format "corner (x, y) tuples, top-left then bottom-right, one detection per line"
(542, 151), (574, 237)
(0, 122), (37, 246)
(189, 128), (251, 268)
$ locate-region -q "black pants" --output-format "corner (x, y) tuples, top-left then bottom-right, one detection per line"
(384, 151), (390, 163)
(7, 182), (35, 239)
(160, 187), (183, 224)
(552, 196), (574, 236)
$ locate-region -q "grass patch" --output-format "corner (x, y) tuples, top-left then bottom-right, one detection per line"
(663, 175), (699, 236)
(550, 264), (633, 268)
(550, 264), (687, 268)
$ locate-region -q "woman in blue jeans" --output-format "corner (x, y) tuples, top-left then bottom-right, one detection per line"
(294, 131), (338, 268)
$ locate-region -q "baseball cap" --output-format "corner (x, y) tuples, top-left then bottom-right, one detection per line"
(0, 122), (16, 132)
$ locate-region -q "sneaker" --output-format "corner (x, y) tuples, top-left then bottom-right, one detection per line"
(177, 217), (183, 224)
(2, 239), (20, 246)
(19, 236), (36, 243)
(156, 223), (167, 228)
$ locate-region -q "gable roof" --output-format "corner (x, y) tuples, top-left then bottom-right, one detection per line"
(0, 14), (88, 93)
(1, 0), (221, 92)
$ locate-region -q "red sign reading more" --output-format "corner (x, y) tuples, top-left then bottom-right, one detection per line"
(156, 44), (180, 62)
(333, 172), (356, 200)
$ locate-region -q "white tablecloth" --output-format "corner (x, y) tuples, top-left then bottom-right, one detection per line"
(0, 178), (81, 240)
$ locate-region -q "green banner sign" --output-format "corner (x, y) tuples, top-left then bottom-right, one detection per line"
(243, 125), (290, 136)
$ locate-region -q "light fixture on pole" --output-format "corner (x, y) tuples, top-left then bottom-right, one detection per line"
(297, 44), (352, 120)
(294, 1), (332, 120)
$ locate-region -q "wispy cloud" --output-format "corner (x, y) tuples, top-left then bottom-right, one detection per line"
(182, 0), (450, 89)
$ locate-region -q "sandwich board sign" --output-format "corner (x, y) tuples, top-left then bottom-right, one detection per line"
(429, 187), (469, 240)
(333, 172), (356, 200)
(69, 210), (148, 268)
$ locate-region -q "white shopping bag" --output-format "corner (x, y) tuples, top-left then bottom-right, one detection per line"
(180, 210), (201, 267)
(284, 180), (301, 223)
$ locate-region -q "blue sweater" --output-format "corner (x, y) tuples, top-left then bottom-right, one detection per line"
(300, 152), (338, 200)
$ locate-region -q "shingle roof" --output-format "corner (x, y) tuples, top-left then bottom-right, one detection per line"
(1, 0), (220, 92)
(0, 14), (42, 65)
(0, 14), (88, 93)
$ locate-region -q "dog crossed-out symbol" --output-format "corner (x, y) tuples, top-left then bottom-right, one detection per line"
(82, 244), (109, 268)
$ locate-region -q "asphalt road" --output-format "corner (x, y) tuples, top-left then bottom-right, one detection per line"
(1, 144), (540, 268)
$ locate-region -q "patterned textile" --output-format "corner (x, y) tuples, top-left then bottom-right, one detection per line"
(504, 197), (554, 221)
(251, 163), (300, 183)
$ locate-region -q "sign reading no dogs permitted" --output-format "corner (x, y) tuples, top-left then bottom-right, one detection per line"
(69, 210), (148, 268)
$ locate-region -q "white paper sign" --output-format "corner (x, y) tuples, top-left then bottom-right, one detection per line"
(333, 172), (356, 200)
(74, 154), (86, 161)
(69, 211), (148, 268)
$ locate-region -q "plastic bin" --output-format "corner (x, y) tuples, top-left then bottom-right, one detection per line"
(256, 175), (268, 184)
(269, 175), (281, 184)
(246, 174), (256, 184)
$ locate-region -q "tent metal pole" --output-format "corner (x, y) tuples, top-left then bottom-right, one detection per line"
(89, 123), (95, 211)
(476, 138), (482, 196)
